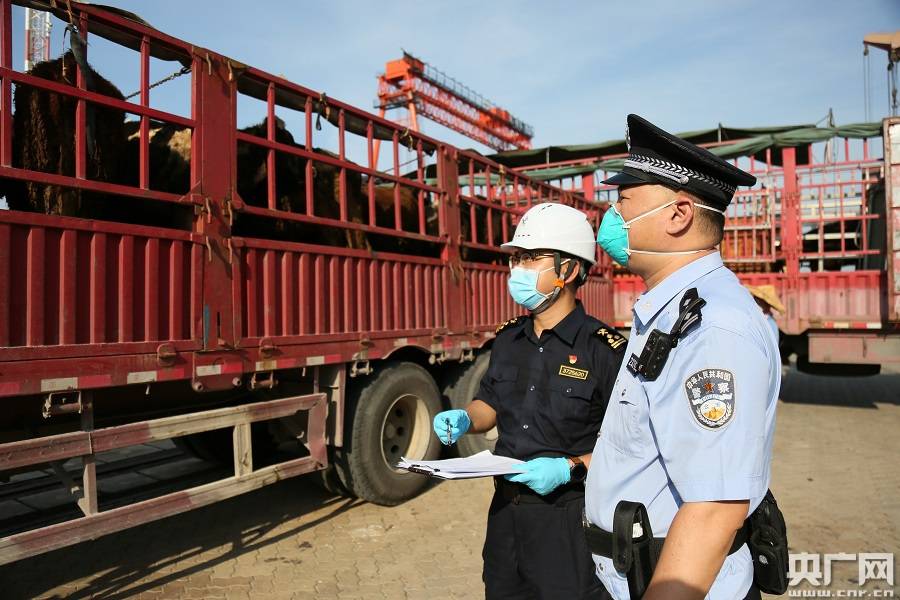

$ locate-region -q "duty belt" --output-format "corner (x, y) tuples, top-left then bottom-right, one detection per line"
(582, 510), (750, 560)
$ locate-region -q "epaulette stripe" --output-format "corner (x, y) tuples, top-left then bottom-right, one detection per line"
(595, 326), (627, 352)
(495, 316), (525, 334)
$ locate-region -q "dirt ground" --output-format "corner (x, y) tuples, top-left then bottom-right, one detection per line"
(0, 368), (897, 599)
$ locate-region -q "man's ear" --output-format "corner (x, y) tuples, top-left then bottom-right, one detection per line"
(665, 195), (695, 236)
(563, 260), (582, 285)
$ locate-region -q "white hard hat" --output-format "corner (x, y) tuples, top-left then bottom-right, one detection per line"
(502, 203), (597, 265)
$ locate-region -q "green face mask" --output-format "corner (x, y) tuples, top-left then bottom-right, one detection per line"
(596, 199), (726, 267)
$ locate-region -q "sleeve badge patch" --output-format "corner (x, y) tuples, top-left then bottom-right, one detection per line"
(684, 369), (735, 429)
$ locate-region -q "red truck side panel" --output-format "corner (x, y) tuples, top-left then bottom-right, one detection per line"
(0, 212), (201, 352)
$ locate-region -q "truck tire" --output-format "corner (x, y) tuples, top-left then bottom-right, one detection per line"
(313, 460), (351, 496)
(334, 362), (442, 506)
(442, 351), (497, 457)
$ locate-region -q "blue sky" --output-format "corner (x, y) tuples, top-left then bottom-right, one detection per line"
(3, 0), (898, 174)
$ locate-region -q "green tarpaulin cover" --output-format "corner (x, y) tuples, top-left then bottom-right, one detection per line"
(488, 122), (884, 181)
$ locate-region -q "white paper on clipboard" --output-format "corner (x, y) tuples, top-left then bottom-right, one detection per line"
(397, 450), (526, 480)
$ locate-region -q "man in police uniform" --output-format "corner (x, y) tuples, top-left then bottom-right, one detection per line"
(432, 203), (625, 600)
(585, 115), (780, 600)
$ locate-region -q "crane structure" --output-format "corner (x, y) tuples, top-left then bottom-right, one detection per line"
(374, 51), (533, 160)
(23, 7), (52, 71)
(863, 31), (899, 116)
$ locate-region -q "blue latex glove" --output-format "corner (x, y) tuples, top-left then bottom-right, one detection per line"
(433, 409), (470, 445)
(505, 457), (571, 495)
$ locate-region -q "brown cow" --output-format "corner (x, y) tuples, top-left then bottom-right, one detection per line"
(234, 117), (369, 249)
(124, 121), (192, 196)
(370, 183), (434, 232)
(368, 181), (508, 261)
(0, 53), (456, 255)
(1, 51), (129, 218)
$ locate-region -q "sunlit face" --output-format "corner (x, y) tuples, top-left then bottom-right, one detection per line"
(614, 184), (678, 261)
(509, 249), (569, 294)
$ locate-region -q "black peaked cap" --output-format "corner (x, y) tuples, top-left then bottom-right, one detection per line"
(603, 114), (757, 210)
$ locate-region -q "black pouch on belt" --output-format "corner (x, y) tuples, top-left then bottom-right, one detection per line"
(747, 489), (789, 595)
(612, 500), (657, 600)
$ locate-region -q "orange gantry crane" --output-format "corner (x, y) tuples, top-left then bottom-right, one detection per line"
(374, 51), (533, 162)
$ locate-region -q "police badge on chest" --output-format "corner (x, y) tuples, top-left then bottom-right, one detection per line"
(684, 369), (735, 429)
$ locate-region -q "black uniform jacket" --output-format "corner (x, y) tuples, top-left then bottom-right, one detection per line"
(477, 302), (626, 461)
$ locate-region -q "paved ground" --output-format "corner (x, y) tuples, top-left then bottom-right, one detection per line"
(1, 369), (898, 599)
(767, 369), (899, 597)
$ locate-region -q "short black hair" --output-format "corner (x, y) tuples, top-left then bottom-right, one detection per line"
(677, 188), (724, 245)
(695, 206), (725, 245)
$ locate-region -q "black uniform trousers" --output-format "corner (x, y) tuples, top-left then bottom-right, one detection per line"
(483, 479), (610, 600)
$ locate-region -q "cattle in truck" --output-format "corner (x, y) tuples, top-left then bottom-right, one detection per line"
(0, 51), (130, 219)
(0, 54), (442, 254)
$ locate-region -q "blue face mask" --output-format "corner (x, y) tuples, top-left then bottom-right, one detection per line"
(596, 200), (725, 267)
(507, 265), (556, 311)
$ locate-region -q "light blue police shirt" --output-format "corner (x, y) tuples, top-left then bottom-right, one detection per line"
(584, 252), (780, 600)
(766, 314), (779, 344)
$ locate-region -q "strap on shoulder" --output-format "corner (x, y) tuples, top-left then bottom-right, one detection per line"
(627, 288), (706, 381)
(669, 287), (706, 345)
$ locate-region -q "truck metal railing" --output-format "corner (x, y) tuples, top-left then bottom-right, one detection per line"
(0, 0), (197, 207)
(234, 67), (446, 247)
(595, 130), (892, 333)
(593, 133), (886, 273)
(0, 0), (609, 394)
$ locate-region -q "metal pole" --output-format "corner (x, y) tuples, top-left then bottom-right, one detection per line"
(23, 8), (51, 72)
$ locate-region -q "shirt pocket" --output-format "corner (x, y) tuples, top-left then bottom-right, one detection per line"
(487, 363), (520, 404)
(603, 382), (646, 457)
(490, 363), (519, 385)
(539, 377), (595, 436)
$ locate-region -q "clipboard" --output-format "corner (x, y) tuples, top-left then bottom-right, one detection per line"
(396, 451), (526, 480)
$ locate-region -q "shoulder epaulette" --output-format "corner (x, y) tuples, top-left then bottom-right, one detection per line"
(594, 325), (627, 352)
(495, 316), (526, 335)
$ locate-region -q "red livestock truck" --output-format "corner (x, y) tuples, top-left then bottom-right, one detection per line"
(0, 1), (610, 564)
(505, 119), (900, 375)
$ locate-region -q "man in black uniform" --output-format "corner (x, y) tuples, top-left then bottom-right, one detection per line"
(432, 202), (625, 600)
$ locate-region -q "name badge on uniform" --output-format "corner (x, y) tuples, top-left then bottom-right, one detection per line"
(626, 353), (639, 375)
(559, 365), (589, 380)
